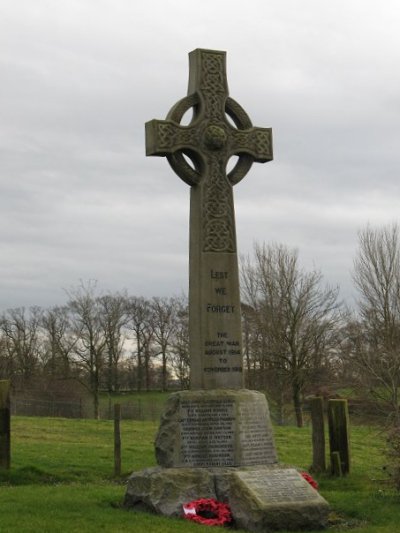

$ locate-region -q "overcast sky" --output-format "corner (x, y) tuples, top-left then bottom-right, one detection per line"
(1, 0), (400, 311)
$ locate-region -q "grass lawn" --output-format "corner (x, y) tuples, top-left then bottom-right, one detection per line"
(98, 391), (171, 421)
(0, 415), (398, 532)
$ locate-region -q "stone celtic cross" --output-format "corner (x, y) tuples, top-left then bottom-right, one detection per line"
(146, 49), (273, 389)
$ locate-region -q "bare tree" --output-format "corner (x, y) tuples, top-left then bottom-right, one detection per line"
(0, 307), (42, 383)
(67, 281), (106, 419)
(126, 296), (154, 391)
(241, 303), (256, 388)
(351, 223), (400, 422)
(169, 295), (190, 389)
(151, 297), (177, 391)
(98, 293), (128, 393)
(40, 306), (76, 377)
(241, 243), (340, 427)
(0, 331), (8, 379)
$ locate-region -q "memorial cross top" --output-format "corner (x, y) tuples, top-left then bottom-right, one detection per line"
(146, 49), (273, 389)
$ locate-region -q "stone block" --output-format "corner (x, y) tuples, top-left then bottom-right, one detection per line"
(124, 467), (215, 516)
(124, 466), (330, 531)
(155, 389), (277, 468)
(229, 468), (329, 531)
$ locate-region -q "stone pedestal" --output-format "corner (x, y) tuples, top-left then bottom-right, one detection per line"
(125, 390), (330, 531)
(124, 465), (329, 531)
(155, 389), (277, 468)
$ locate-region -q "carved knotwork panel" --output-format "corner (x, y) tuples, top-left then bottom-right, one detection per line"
(230, 129), (272, 160)
(146, 49), (273, 252)
(200, 52), (226, 121)
(203, 155), (235, 253)
(156, 123), (199, 151)
(200, 52), (225, 93)
(254, 130), (272, 157)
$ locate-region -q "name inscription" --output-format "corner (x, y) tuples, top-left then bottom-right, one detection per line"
(235, 469), (319, 503)
(180, 399), (235, 467)
(238, 400), (278, 464)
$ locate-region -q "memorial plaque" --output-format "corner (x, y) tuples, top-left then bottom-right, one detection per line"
(234, 469), (320, 504)
(155, 389), (278, 468)
(237, 396), (277, 464)
(180, 398), (235, 466)
(230, 467), (330, 531)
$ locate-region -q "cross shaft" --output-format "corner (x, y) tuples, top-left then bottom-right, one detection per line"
(146, 49), (273, 389)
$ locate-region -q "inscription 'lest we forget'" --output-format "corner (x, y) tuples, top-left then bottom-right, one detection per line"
(207, 271), (233, 312)
(202, 266), (243, 378)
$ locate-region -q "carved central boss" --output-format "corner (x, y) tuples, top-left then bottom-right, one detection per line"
(146, 48), (273, 254)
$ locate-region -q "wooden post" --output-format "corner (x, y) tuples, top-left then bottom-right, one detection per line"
(328, 399), (350, 475)
(0, 380), (11, 469)
(331, 451), (342, 476)
(310, 396), (326, 472)
(114, 403), (121, 476)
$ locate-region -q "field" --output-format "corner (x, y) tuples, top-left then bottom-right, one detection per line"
(0, 415), (399, 532)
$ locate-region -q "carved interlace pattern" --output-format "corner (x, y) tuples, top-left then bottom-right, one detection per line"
(230, 129), (272, 159)
(148, 50), (273, 253)
(254, 131), (271, 157)
(157, 123), (175, 149)
(200, 52), (225, 120)
(203, 155), (235, 253)
(157, 123), (198, 150)
(200, 53), (225, 93)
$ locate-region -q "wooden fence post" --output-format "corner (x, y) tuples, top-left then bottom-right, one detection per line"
(0, 380), (11, 469)
(310, 396), (326, 472)
(328, 399), (350, 475)
(114, 403), (121, 476)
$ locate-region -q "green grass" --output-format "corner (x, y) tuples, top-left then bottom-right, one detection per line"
(0, 416), (398, 532)
(98, 391), (171, 421)
(1, 417), (156, 483)
(100, 390), (171, 403)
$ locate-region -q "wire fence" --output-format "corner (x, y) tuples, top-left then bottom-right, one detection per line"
(9, 395), (387, 425)
(10, 397), (165, 421)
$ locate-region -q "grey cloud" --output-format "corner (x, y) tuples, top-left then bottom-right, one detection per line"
(1, 0), (400, 310)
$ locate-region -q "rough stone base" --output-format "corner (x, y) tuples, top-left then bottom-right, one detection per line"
(124, 466), (329, 531)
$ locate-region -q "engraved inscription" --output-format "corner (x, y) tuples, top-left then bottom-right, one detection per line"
(238, 400), (278, 464)
(180, 399), (235, 466)
(210, 270), (228, 279)
(206, 304), (235, 313)
(237, 469), (319, 503)
(204, 338), (240, 355)
(202, 263), (243, 376)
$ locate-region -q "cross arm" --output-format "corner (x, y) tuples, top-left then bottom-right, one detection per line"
(145, 119), (198, 157)
(229, 127), (273, 163)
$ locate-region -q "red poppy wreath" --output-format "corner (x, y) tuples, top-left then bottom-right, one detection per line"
(301, 471), (319, 490)
(183, 498), (232, 527)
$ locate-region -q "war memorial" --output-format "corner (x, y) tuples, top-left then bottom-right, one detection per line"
(124, 48), (329, 531)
